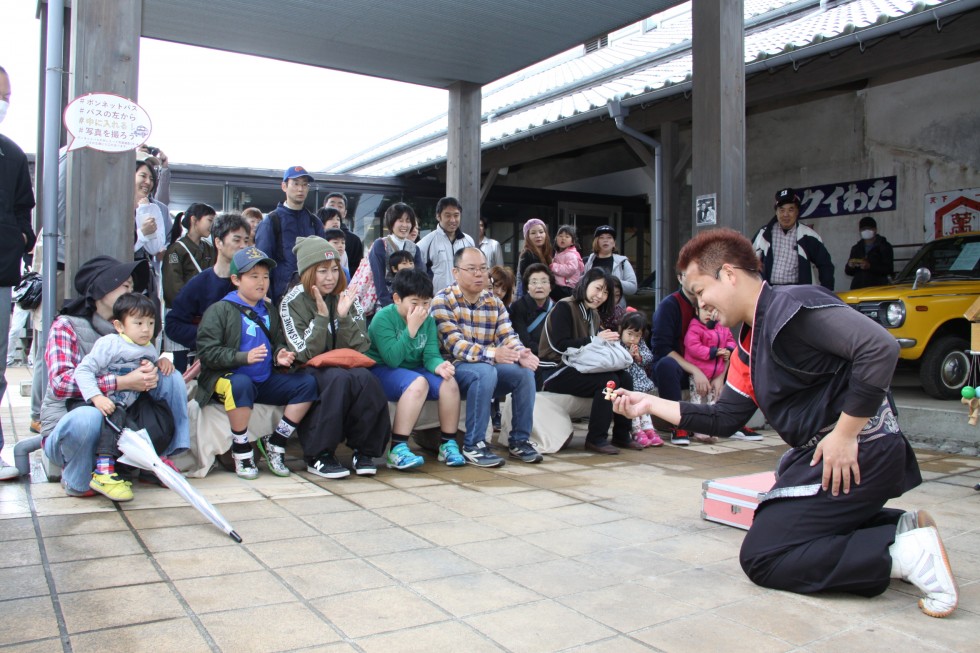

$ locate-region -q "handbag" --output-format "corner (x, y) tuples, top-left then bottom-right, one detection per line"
(349, 256), (378, 315)
(543, 301), (633, 374)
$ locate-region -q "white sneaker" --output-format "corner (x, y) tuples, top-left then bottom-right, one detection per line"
(896, 509), (937, 536)
(0, 462), (19, 481)
(890, 526), (958, 618)
(730, 430), (763, 441)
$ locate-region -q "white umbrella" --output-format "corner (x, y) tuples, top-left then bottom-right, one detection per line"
(116, 425), (242, 543)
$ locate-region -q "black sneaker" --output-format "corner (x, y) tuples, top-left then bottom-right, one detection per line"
(461, 441), (505, 468)
(508, 440), (543, 464)
(307, 452), (350, 479)
(352, 452), (378, 476)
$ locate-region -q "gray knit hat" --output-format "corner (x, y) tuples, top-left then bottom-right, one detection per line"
(292, 236), (340, 277)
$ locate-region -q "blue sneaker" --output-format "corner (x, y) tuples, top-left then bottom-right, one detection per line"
(438, 440), (466, 466)
(461, 441), (505, 468)
(386, 442), (425, 470)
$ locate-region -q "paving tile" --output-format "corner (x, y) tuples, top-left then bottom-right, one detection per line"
(344, 488), (430, 510)
(37, 511), (128, 537)
(573, 545), (692, 582)
(636, 566), (763, 609)
(374, 473), (444, 490)
(540, 502), (629, 527)
(175, 569), (297, 613)
(357, 620), (504, 652)
(647, 531), (742, 566)
(50, 554), (162, 593)
(871, 603), (980, 652)
(476, 510), (571, 536)
(451, 535), (558, 570)
(221, 514), (319, 543)
(562, 636), (662, 652)
(70, 617), (212, 653)
(59, 582), (185, 633)
(118, 505), (210, 529)
(368, 547), (484, 583)
(497, 558), (621, 598)
(0, 596), (60, 645)
(277, 558), (395, 600)
(717, 591), (866, 646)
(273, 495), (359, 516)
(589, 516), (685, 544)
(0, 537), (40, 568)
(406, 518), (508, 547)
(247, 534), (353, 568)
(373, 501), (464, 527)
(152, 541), (264, 580)
(204, 497), (292, 522)
(0, 564), (48, 600)
(500, 489), (581, 510)
(331, 526), (433, 556)
(0, 639), (65, 653)
(311, 585), (447, 638)
(301, 509), (392, 535)
(137, 523), (240, 554)
(559, 582), (697, 632)
(520, 526), (624, 557)
(198, 602), (341, 651)
(0, 517), (35, 541)
(412, 571), (542, 617)
(633, 612), (792, 653)
(466, 600), (615, 653)
(804, 621), (952, 653)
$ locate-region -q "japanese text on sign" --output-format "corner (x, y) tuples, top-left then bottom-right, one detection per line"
(64, 93), (152, 153)
(925, 188), (980, 240)
(797, 176), (897, 219)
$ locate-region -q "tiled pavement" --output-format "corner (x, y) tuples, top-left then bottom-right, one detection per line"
(1, 367), (978, 652)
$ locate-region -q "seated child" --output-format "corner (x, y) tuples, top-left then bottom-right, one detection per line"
(74, 293), (188, 501)
(550, 224), (584, 296)
(324, 227), (351, 281)
(195, 246), (319, 479)
(682, 306), (736, 444)
(601, 276), (627, 331)
(618, 311), (663, 447)
(367, 269), (463, 467)
(388, 249), (415, 275)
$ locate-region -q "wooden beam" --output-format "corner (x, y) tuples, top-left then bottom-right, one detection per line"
(621, 135), (657, 182)
(672, 141), (691, 180)
(479, 167), (499, 207)
(446, 81), (482, 239)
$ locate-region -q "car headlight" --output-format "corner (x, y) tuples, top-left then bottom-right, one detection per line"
(884, 301), (906, 327)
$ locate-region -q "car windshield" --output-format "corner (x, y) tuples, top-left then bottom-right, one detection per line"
(897, 234), (980, 282)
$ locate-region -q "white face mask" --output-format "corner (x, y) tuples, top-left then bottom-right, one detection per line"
(860, 229), (875, 240)
(0, 101), (8, 124)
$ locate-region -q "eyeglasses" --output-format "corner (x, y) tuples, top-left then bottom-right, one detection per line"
(456, 266), (489, 275)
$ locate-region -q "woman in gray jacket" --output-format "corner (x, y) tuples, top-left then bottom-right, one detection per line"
(583, 225), (636, 307)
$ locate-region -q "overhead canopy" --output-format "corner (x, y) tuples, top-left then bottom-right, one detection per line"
(140, 0), (683, 88)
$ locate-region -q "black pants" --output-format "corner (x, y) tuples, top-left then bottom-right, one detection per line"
(543, 367), (632, 444)
(740, 434), (919, 597)
(298, 367), (391, 461)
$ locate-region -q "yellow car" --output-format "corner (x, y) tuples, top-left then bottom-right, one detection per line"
(838, 232), (980, 399)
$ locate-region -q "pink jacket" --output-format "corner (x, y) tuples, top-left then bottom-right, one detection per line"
(683, 318), (736, 380)
(551, 247), (585, 288)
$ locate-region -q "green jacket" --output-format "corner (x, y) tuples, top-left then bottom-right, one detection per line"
(367, 303), (444, 373)
(195, 297), (289, 406)
(278, 284), (370, 363)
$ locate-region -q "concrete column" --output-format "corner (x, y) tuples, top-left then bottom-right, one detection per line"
(446, 81), (482, 240)
(660, 121), (682, 291)
(691, 0), (745, 235)
(65, 0), (141, 279)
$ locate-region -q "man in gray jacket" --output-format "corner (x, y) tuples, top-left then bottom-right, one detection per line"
(418, 197), (475, 293)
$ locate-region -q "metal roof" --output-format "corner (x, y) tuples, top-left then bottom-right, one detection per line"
(139, 0), (679, 89)
(330, 0), (959, 176)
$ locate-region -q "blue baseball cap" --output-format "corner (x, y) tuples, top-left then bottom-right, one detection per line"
(283, 166), (314, 183)
(230, 246), (277, 276)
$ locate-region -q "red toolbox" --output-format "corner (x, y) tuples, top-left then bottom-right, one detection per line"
(701, 471), (776, 530)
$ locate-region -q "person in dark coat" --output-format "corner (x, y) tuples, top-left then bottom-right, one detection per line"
(844, 216), (894, 289)
(613, 228), (957, 619)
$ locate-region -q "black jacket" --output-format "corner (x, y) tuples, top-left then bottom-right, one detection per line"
(0, 134), (37, 285)
(752, 217), (835, 290)
(844, 235), (894, 289)
(342, 222), (364, 274)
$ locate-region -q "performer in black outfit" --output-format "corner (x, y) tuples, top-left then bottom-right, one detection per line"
(612, 228), (958, 618)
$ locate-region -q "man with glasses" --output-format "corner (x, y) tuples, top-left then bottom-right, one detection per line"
(431, 248), (541, 467)
(418, 197), (475, 293)
(255, 166), (325, 303)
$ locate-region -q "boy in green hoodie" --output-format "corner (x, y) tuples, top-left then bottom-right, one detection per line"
(367, 269), (463, 468)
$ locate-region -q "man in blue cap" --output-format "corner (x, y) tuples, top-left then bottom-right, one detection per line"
(255, 166), (325, 303)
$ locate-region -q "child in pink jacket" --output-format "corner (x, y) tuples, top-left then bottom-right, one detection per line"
(682, 307), (735, 443)
(550, 225), (584, 293)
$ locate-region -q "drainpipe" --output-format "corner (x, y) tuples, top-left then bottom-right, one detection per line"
(41, 0), (64, 351)
(607, 99), (664, 305)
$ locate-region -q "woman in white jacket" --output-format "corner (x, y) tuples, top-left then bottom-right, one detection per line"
(583, 225), (636, 307)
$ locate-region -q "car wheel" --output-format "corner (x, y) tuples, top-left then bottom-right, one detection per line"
(919, 335), (970, 399)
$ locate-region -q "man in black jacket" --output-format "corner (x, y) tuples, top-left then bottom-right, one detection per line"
(0, 65), (37, 480)
(323, 192), (364, 274)
(844, 216), (894, 289)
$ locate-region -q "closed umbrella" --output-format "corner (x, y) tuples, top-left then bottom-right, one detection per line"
(116, 424), (242, 543)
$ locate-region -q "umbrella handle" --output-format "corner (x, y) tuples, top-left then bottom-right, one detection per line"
(103, 414), (123, 434)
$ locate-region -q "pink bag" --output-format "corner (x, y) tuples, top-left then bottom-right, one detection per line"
(349, 256), (377, 315)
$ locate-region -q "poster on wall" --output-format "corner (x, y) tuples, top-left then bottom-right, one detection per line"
(695, 193), (717, 227)
(797, 176), (897, 219)
(925, 188), (980, 240)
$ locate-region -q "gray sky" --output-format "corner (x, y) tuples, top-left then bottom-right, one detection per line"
(0, 2), (447, 171)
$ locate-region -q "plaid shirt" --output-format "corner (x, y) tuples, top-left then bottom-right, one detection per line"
(770, 224), (799, 285)
(431, 284), (523, 363)
(45, 316), (116, 400)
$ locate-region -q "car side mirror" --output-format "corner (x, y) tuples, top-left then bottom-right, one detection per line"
(912, 267), (931, 290)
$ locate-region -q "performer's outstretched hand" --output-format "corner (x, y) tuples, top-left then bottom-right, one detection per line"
(611, 389), (653, 419)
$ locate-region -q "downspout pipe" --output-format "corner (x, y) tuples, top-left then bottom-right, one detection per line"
(608, 99), (664, 306)
(41, 0), (64, 354)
